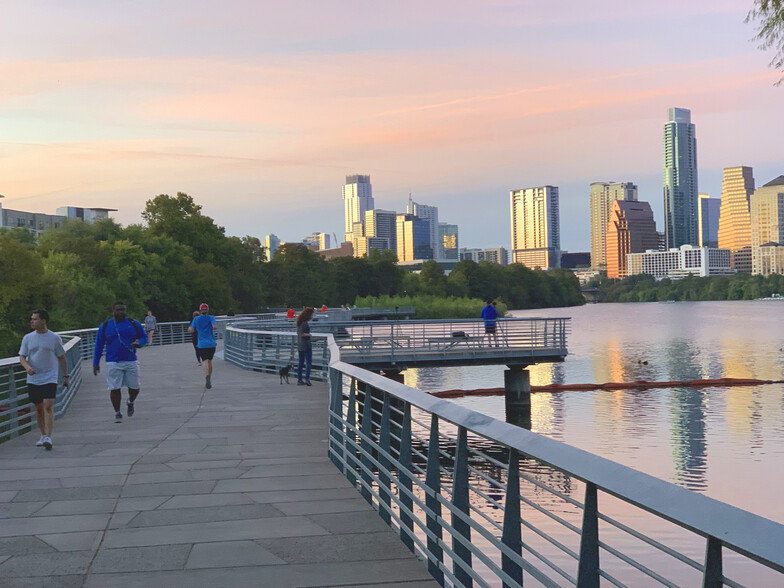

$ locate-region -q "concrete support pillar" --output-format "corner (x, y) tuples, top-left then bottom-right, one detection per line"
(505, 366), (531, 430)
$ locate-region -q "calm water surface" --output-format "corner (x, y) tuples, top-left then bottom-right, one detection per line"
(405, 300), (784, 525)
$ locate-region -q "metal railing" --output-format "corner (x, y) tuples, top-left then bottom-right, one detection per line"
(221, 325), (784, 587)
(0, 336), (83, 443)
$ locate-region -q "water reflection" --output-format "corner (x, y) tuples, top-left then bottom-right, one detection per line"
(668, 388), (707, 491)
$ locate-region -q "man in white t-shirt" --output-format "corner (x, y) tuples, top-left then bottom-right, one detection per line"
(18, 309), (69, 450)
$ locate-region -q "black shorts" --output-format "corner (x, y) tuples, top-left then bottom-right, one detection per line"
(485, 325), (496, 334)
(27, 383), (57, 405)
(197, 347), (216, 361)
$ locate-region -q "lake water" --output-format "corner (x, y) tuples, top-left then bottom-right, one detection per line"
(402, 300), (784, 583)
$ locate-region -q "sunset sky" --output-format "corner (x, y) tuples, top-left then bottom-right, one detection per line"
(1, 1), (781, 252)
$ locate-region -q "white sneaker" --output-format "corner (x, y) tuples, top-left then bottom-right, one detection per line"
(36, 436), (45, 447)
(43, 436), (52, 450)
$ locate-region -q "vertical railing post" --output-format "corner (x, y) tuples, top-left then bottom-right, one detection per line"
(452, 426), (473, 587)
(360, 385), (374, 504)
(502, 449), (523, 588)
(345, 379), (358, 488)
(702, 537), (723, 588)
(328, 368), (344, 471)
(577, 482), (600, 588)
(378, 394), (392, 525)
(425, 415), (445, 585)
(8, 366), (19, 439)
(398, 402), (415, 553)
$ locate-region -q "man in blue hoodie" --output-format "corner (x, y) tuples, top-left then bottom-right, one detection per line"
(480, 298), (499, 347)
(93, 301), (148, 423)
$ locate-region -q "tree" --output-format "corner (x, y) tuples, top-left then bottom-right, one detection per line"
(419, 260), (447, 296)
(747, 0), (784, 82)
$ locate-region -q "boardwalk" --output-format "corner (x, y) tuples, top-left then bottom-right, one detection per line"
(0, 343), (435, 587)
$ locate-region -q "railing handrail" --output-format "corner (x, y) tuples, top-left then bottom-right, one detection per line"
(0, 334), (82, 367)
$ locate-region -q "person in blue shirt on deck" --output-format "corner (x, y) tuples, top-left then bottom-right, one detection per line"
(189, 303), (217, 389)
(480, 299), (499, 347)
(93, 301), (148, 423)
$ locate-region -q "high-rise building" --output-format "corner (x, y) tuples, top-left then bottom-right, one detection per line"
(663, 108), (699, 249)
(354, 236), (390, 258)
(483, 247), (509, 266)
(364, 209), (397, 253)
(697, 194), (721, 248)
(627, 245), (733, 279)
(750, 175), (784, 275)
(302, 232), (330, 250)
(438, 223), (459, 261)
(717, 166), (755, 273)
(343, 175), (374, 242)
(589, 182), (638, 270)
(262, 233), (280, 261)
(396, 213), (433, 262)
(406, 196), (439, 257)
(605, 200), (659, 278)
(509, 186), (560, 269)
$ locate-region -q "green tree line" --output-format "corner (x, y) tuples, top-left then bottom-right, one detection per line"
(0, 192), (583, 356)
(593, 272), (784, 302)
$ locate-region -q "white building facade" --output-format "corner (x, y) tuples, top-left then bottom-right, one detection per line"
(626, 245), (734, 279)
(343, 175), (374, 242)
(510, 186), (560, 269)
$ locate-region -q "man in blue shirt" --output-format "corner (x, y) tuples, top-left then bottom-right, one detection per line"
(189, 303), (217, 389)
(93, 301), (148, 423)
(480, 299), (499, 347)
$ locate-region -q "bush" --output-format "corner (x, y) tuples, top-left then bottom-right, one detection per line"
(354, 294), (508, 319)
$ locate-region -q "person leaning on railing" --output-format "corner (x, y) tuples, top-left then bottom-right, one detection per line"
(296, 307), (314, 386)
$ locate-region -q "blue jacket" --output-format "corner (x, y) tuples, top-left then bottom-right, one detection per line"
(480, 304), (498, 327)
(93, 318), (148, 366)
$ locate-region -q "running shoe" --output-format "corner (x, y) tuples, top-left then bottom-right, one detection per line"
(36, 436), (45, 447)
(305, 380), (312, 386)
(43, 436), (52, 450)
(206, 375), (212, 389)
(127, 402), (134, 417)
(297, 380), (305, 386)
(115, 411), (123, 423)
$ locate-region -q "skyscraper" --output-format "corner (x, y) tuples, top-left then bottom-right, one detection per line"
(697, 194), (721, 248)
(262, 233), (280, 261)
(589, 182), (638, 270)
(509, 186), (560, 269)
(396, 213), (433, 262)
(343, 175), (374, 242)
(663, 108), (699, 249)
(364, 209), (397, 253)
(438, 223), (459, 260)
(717, 166), (755, 273)
(406, 196), (439, 257)
(604, 200), (659, 278)
(750, 175), (784, 275)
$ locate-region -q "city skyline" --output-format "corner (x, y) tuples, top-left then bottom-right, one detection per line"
(1, 2), (782, 252)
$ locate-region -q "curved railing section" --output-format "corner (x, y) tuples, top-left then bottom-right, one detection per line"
(224, 323), (784, 587)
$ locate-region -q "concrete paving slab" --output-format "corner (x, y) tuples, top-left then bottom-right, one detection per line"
(240, 461), (340, 478)
(12, 486), (122, 503)
(125, 470), (194, 485)
(255, 531), (419, 564)
(307, 511), (396, 535)
(119, 480), (216, 498)
(157, 492), (254, 510)
(38, 530), (104, 552)
(0, 536), (57, 556)
(35, 498), (116, 516)
(246, 487), (362, 504)
(0, 501), (47, 518)
(0, 550), (93, 577)
(115, 496), (170, 512)
(5, 575), (85, 588)
(273, 497), (372, 516)
(90, 544), (192, 573)
(185, 540), (285, 568)
(60, 474), (128, 488)
(0, 514), (111, 538)
(213, 473), (350, 493)
(108, 511), (138, 529)
(0, 490), (18, 502)
(127, 503), (283, 527)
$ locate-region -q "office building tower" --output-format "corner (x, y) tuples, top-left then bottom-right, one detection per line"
(605, 200), (659, 278)
(396, 214), (433, 262)
(343, 175), (374, 242)
(697, 194), (721, 248)
(663, 107), (699, 248)
(484, 246), (509, 266)
(364, 209), (397, 253)
(354, 236), (390, 258)
(459, 248), (483, 262)
(589, 182), (638, 270)
(717, 166), (755, 273)
(750, 175), (784, 275)
(263, 234), (280, 261)
(510, 186), (560, 269)
(407, 196), (439, 257)
(438, 223), (459, 261)
(302, 232), (330, 250)
(627, 245), (733, 279)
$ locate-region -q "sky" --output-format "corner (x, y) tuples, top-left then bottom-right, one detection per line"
(1, 1), (782, 252)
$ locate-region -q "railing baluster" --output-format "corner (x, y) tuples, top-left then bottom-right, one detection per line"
(328, 368), (344, 471)
(452, 426), (473, 587)
(702, 537), (722, 588)
(378, 393), (392, 525)
(345, 379), (358, 489)
(8, 367), (19, 439)
(425, 414), (445, 586)
(360, 384), (374, 504)
(502, 449), (523, 588)
(398, 401), (415, 554)
(577, 482), (600, 588)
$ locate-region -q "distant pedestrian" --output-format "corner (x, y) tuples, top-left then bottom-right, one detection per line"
(189, 303), (217, 389)
(93, 302), (148, 423)
(144, 310), (157, 346)
(287, 308), (295, 319)
(481, 299), (499, 347)
(321, 304), (327, 313)
(18, 309), (68, 450)
(191, 310), (201, 365)
(296, 307), (314, 386)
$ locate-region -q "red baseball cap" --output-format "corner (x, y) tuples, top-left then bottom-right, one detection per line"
(199, 303), (209, 311)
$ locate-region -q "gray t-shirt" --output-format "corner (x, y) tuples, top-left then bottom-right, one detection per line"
(19, 330), (65, 386)
(297, 321), (311, 351)
(144, 315), (157, 331)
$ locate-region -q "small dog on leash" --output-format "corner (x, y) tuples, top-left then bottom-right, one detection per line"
(279, 364), (292, 384)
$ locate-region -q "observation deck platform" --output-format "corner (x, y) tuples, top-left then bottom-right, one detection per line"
(0, 343), (435, 587)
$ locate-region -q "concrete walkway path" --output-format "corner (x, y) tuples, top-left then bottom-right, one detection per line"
(0, 343), (436, 587)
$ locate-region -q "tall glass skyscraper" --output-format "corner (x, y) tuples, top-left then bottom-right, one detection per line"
(343, 175), (374, 242)
(663, 108), (699, 249)
(509, 185), (560, 269)
(697, 194), (721, 248)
